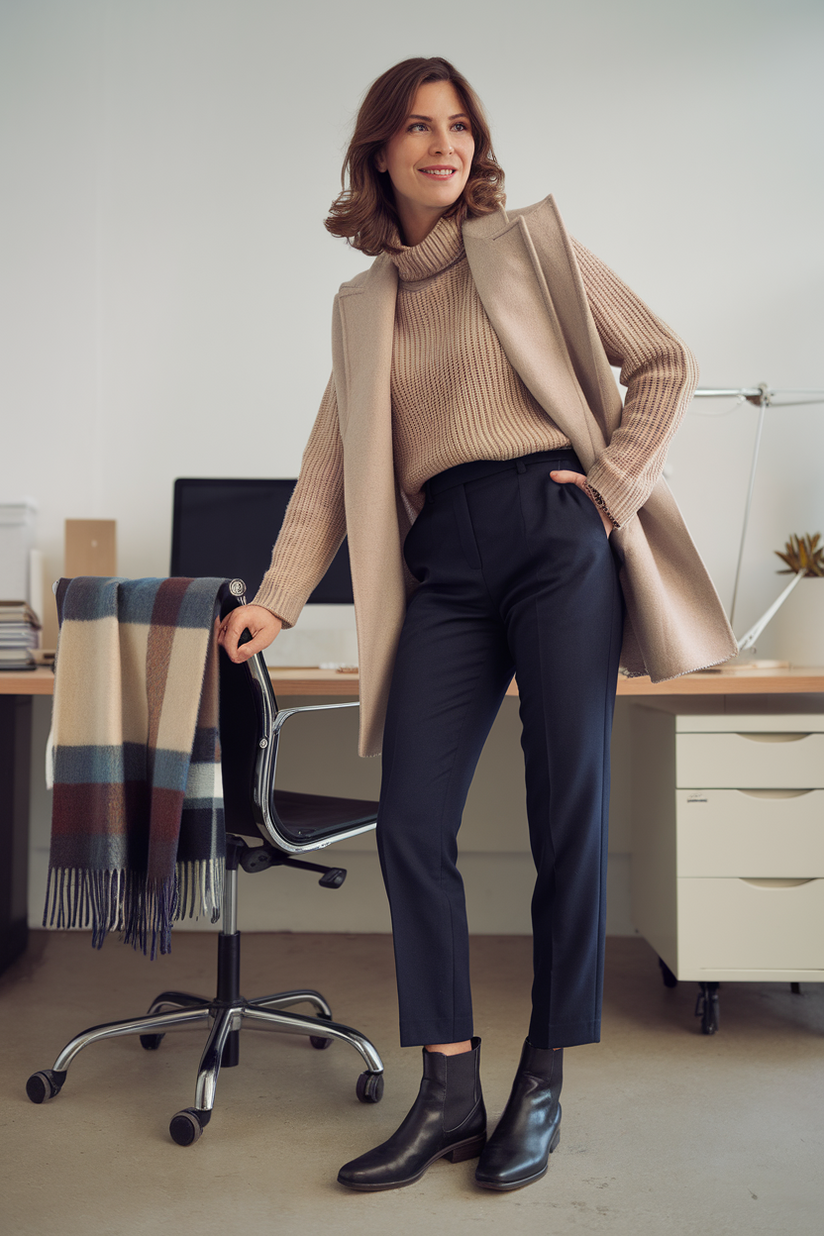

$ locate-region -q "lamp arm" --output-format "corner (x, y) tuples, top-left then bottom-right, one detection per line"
(690, 384), (824, 627)
(735, 571), (805, 653)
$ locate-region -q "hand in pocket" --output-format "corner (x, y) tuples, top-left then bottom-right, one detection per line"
(550, 470), (614, 537)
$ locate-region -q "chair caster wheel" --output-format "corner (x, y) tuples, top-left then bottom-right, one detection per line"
(169, 1107), (209, 1146)
(140, 1034), (164, 1050)
(26, 1069), (67, 1104)
(356, 1071), (384, 1103)
(310, 1012), (333, 1050)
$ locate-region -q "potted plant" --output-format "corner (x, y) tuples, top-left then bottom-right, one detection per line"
(770, 533), (824, 665)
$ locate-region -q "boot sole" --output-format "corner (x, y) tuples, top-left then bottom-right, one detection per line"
(475, 1128), (560, 1191)
(337, 1133), (487, 1192)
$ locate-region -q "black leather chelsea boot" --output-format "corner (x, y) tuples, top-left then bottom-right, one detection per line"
(337, 1037), (486, 1191)
(474, 1040), (562, 1190)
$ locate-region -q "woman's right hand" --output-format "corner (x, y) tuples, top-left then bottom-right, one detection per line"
(218, 604), (283, 663)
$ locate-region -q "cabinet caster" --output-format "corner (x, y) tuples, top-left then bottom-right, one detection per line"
(169, 1107), (210, 1146)
(26, 1069), (67, 1104)
(695, 983), (720, 1035)
(658, 957), (678, 988)
(356, 1071), (384, 1104)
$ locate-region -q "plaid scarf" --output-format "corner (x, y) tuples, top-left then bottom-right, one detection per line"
(44, 576), (227, 957)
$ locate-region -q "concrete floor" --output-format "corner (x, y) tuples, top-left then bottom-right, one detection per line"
(1, 930), (822, 1236)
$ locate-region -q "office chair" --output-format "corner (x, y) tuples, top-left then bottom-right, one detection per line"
(26, 581), (384, 1145)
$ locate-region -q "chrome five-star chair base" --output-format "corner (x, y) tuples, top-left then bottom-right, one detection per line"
(27, 835), (384, 1144)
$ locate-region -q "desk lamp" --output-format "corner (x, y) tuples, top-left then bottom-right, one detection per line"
(691, 384), (824, 658)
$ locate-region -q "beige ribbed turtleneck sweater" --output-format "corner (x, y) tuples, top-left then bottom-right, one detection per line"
(252, 215), (675, 628)
(387, 216), (572, 499)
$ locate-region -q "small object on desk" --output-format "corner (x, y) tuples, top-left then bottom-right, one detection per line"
(0, 601), (41, 669)
(706, 659), (790, 673)
(0, 599), (41, 621)
(0, 654), (36, 670)
(64, 518), (117, 578)
(0, 600), (41, 632)
(0, 500), (37, 602)
(318, 662), (359, 673)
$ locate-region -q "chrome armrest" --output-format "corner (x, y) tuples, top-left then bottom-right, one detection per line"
(272, 699), (360, 738)
(241, 662), (373, 854)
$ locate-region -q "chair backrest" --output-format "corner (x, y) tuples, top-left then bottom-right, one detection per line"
(217, 594), (378, 855)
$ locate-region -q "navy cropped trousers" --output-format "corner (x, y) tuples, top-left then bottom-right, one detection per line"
(376, 449), (624, 1050)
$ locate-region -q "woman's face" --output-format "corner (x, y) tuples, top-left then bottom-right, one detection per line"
(375, 80), (475, 246)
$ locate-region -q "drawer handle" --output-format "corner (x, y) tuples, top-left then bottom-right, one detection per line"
(740, 878), (815, 889)
(736, 788), (813, 799)
(734, 733), (810, 743)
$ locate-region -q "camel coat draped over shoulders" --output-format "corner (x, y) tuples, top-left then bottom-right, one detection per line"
(330, 195), (736, 756)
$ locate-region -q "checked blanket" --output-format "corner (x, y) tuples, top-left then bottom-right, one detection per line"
(45, 576), (228, 956)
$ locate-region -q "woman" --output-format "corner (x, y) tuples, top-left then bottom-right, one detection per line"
(219, 57), (736, 1191)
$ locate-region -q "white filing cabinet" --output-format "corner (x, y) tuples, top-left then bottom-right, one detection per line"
(630, 707), (824, 1026)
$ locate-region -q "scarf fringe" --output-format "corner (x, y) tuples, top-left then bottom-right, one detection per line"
(44, 859), (224, 959)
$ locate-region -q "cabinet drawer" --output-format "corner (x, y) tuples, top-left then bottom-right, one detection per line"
(676, 732), (824, 788)
(677, 877), (824, 971)
(676, 789), (824, 876)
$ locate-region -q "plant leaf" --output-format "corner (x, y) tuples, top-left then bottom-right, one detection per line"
(774, 532), (824, 575)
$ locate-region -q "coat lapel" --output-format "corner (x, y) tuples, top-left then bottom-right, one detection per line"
(464, 204), (608, 469)
(333, 256), (397, 434)
(333, 256), (408, 755)
(333, 254), (398, 551)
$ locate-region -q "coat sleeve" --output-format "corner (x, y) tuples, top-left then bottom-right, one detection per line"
(572, 238), (699, 529)
(251, 374), (346, 627)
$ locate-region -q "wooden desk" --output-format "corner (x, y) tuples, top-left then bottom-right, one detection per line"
(3, 666), (824, 975)
(4, 664), (824, 698)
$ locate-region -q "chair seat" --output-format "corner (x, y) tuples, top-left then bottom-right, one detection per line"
(273, 790), (380, 842)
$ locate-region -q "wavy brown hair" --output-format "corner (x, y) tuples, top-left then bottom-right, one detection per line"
(325, 57), (505, 256)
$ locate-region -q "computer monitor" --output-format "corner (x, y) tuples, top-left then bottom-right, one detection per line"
(170, 477), (353, 604)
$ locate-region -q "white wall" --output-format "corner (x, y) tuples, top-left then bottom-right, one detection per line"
(4, 0), (823, 935)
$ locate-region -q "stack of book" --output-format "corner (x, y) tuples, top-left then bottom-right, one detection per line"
(0, 600), (41, 670)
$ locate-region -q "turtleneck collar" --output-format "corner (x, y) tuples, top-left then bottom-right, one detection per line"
(388, 213), (466, 283)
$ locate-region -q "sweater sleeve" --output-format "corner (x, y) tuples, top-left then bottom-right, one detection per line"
(572, 238), (699, 529)
(251, 374), (346, 628)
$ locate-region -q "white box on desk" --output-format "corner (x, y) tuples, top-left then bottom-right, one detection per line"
(0, 500), (37, 603)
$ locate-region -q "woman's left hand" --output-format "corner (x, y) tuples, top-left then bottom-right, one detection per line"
(550, 470), (614, 537)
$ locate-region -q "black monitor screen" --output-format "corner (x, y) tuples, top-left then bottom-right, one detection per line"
(170, 478), (353, 604)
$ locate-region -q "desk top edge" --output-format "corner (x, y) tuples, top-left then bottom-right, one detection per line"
(4, 665), (824, 698)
